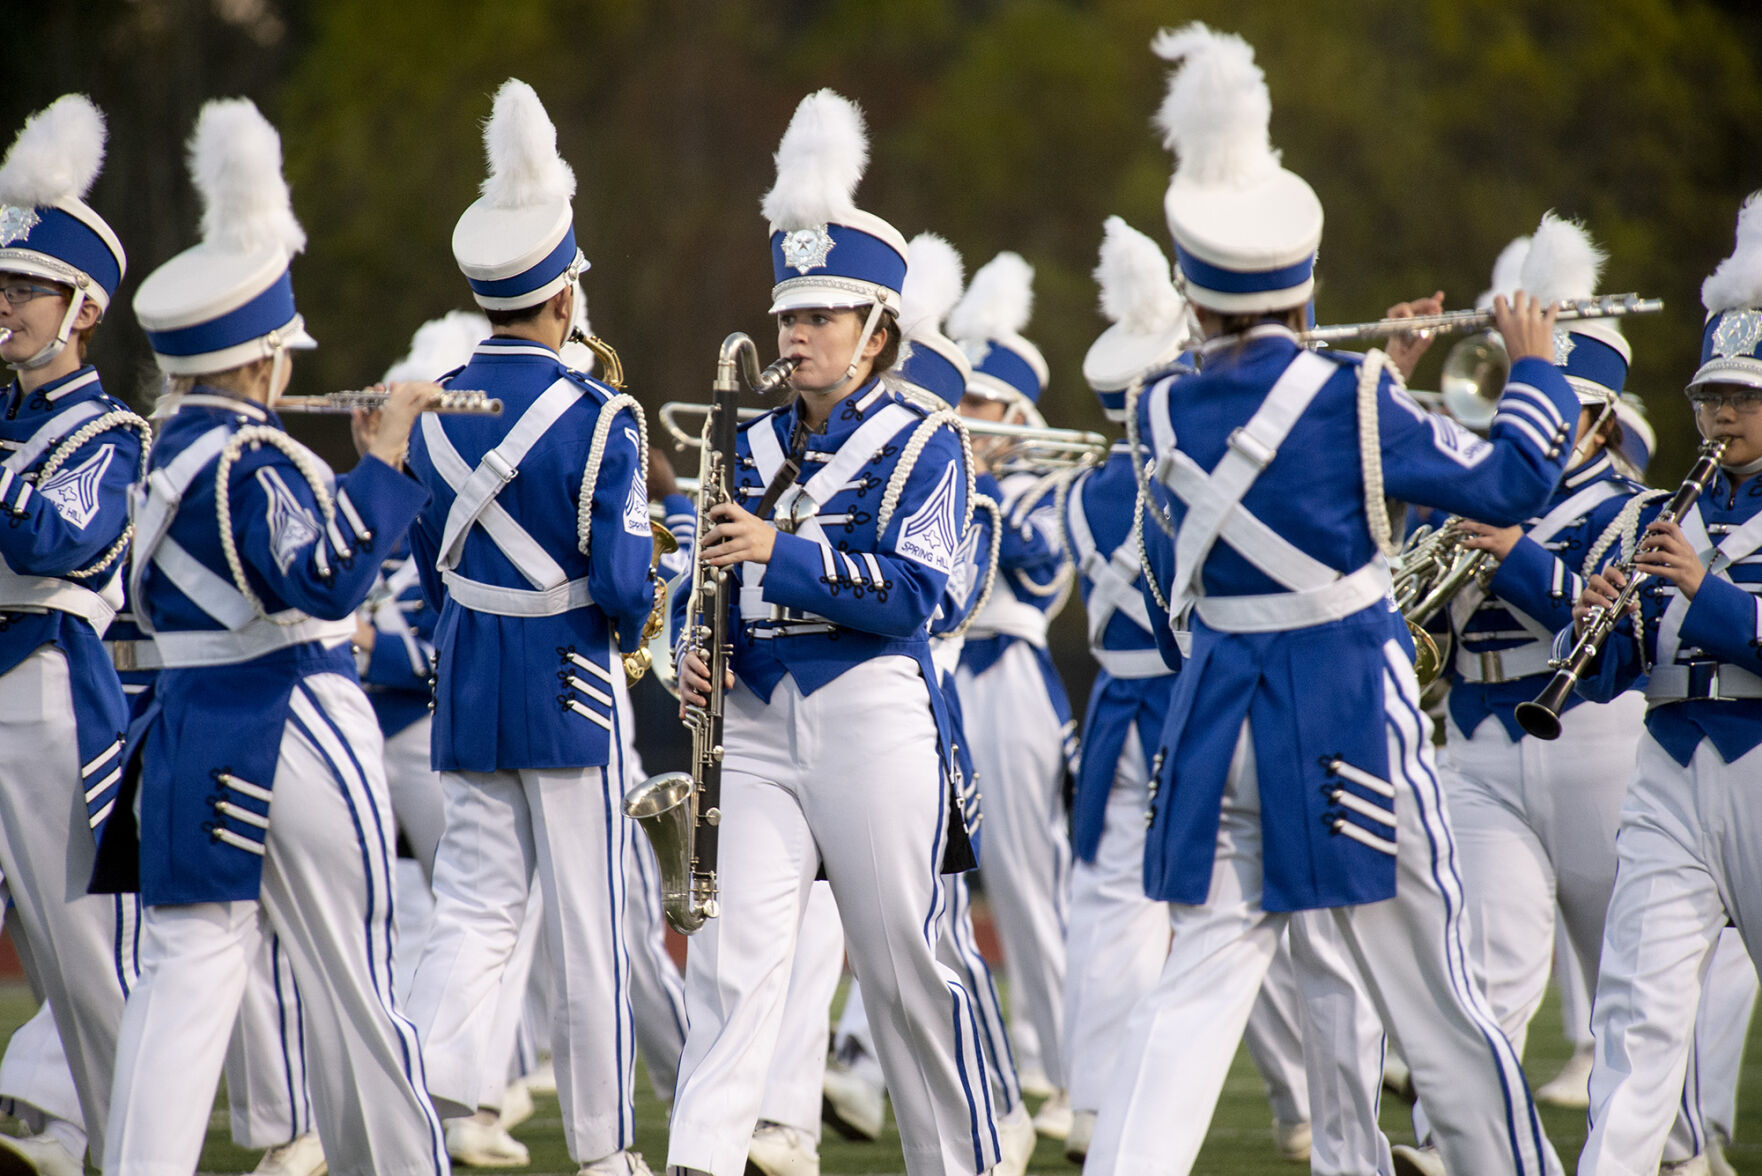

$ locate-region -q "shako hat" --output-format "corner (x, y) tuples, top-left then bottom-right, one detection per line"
(763, 91), (907, 317)
(948, 252), (1048, 407)
(1519, 212), (1630, 406)
(1083, 215), (1194, 420)
(1691, 192), (1762, 393)
(896, 232), (971, 406)
(453, 80), (586, 312)
(0, 94), (127, 368)
(134, 98), (315, 374)
(1154, 24), (1322, 315)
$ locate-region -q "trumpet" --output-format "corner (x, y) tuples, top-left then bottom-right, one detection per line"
(275, 389), (503, 415)
(1296, 293), (1662, 348)
(1390, 517), (1492, 685)
(623, 334), (799, 935)
(1516, 438), (1730, 740)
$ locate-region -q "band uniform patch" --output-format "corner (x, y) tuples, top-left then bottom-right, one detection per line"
(896, 462), (960, 574)
(257, 466), (322, 575)
(37, 444), (112, 530)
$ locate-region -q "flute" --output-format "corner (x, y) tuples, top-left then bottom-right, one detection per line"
(275, 389), (503, 415)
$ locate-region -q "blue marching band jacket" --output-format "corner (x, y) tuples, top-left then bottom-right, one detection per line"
(1442, 448), (1647, 740)
(94, 392), (427, 904)
(1136, 325), (1577, 911)
(1065, 435), (1180, 865)
(358, 536), (439, 741)
(959, 467), (1081, 779)
(1567, 462), (1762, 766)
(405, 337), (657, 775)
(0, 366), (147, 844)
(672, 376), (978, 869)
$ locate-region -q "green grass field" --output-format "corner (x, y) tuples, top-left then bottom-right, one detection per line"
(3, 975), (1755, 1174)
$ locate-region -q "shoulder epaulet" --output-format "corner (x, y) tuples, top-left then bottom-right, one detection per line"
(560, 366), (617, 404)
(735, 405), (787, 435)
(1315, 347), (1368, 370)
(436, 362), (468, 388)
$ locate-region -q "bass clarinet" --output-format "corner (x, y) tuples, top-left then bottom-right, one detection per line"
(623, 333), (797, 934)
(1515, 438), (1730, 740)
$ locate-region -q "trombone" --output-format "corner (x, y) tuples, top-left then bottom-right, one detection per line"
(658, 401), (1107, 471)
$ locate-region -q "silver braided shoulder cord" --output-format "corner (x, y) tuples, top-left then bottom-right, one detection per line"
(577, 392), (649, 556)
(214, 426), (339, 624)
(952, 493), (1004, 640)
(877, 409), (976, 542)
(37, 409), (153, 581)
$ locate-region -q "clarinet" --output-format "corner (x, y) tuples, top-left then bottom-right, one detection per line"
(622, 334), (796, 934)
(1515, 438), (1730, 740)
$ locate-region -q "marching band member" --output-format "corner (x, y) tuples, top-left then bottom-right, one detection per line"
(667, 90), (997, 1176)
(1572, 192), (1762, 1176)
(1438, 214), (1650, 1060)
(96, 97), (445, 1175)
(1087, 27), (1575, 1176)
(946, 251), (1077, 1132)
(0, 93), (145, 1175)
(1060, 215), (1197, 1160)
(400, 80), (656, 1176)
(795, 231), (1036, 1176)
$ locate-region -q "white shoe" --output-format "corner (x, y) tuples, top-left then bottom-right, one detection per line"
(1273, 1119), (1312, 1164)
(1660, 1157), (1712, 1176)
(254, 1132), (328, 1176)
(821, 1057), (885, 1141)
(1708, 1135), (1737, 1176)
(1392, 1144), (1447, 1176)
(1017, 1065), (1055, 1100)
(499, 1079), (535, 1130)
(524, 1057), (558, 1096)
(579, 1151), (655, 1176)
(1030, 1088), (1072, 1141)
(1063, 1109), (1096, 1165)
(0, 1133), (82, 1176)
(1383, 1053), (1417, 1104)
(1534, 1044), (1594, 1109)
(746, 1121), (819, 1176)
(447, 1115), (531, 1168)
(991, 1103), (1035, 1176)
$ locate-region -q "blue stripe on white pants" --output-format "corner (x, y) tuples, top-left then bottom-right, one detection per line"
(1368, 651), (1556, 1176)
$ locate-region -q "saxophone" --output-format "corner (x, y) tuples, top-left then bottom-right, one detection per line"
(622, 334), (797, 934)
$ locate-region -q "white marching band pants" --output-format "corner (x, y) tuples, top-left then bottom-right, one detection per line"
(1440, 695), (1646, 1060)
(956, 643), (1070, 1087)
(103, 672), (444, 1176)
(0, 647), (137, 1163)
(402, 753), (635, 1164)
(667, 660), (999, 1176)
(1087, 658), (1562, 1176)
(1063, 724), (1316, 1136)
(1581, 735), (1762, 1175)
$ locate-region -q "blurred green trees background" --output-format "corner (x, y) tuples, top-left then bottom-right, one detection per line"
(14, 1), (1762, 480)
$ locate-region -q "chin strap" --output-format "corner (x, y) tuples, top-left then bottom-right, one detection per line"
(7, 287), (88, 372)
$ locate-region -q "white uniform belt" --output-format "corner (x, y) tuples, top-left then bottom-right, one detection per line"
(1453, 642), (1555, 684)
(1645, 662), (1762, 703)
(0, 570), (117, 634)
(441, 569), (593, 618)
(965, 596), (1049, 646)
(1091, 644), (1171, 679)
(107, 638), (163, 673)
(930, 634), (964, 681)
(151, 615), (356, 667)
(1192, 561), (1392, 634)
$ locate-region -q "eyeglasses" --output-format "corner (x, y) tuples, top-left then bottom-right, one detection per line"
(1685, 386), (1762, 414)
(0, 282), (62, 307)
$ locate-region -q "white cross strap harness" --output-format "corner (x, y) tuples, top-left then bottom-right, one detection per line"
(130, 424), (354, 665)
(740, 402), (918, 624)
(1448, 476), (1627, 684)
(0, 398), (123, 633)
(1645, 505), (1762, 703)
(423, 378), (593, 618)
(1065, 469), (1166, 678)
(1155, 351), (1392, 633)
